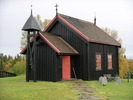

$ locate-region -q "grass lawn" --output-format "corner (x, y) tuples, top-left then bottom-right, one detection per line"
(0, 75), (77, 100)
(1, 76), (133, 100)
(89, 79), (133, 100)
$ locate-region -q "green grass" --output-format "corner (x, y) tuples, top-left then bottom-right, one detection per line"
(1, 76), (133, 100)
(0, 75), (77, 100)
(89, 79), (133, 100)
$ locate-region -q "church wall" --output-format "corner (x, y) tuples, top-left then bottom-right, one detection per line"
(47, 21), (89, 80)
(33, 37), (61, 81)
(89, 42), (119, 80)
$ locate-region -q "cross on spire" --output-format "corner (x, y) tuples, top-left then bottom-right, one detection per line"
(55, 3), (58, 16)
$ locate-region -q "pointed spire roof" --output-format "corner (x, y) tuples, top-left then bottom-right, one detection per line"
(22, 6), (41, 31)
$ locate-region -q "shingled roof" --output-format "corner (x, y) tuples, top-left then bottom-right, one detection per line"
(40, 33), (79, 55)
(20, 33), (79, 55)
(58, 14), (121, 46)
(22, 11), (41, 31)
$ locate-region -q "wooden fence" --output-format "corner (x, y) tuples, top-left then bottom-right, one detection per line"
(0, 71), (16, 78)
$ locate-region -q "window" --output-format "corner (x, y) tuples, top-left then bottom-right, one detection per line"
(107, 54), (113, 69)
(96, 53), (102, 70)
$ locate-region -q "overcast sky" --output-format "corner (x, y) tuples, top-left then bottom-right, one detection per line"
(0, 0), (133, 58)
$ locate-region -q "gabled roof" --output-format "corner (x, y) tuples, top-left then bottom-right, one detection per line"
(58, 14), (121, 46)
(44, 13), (121, 46)
(20, 33), (79, 55)
(41, 33), (79, 55)
(22, 13), (41, 31)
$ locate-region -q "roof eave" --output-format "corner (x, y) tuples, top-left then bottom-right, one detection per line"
(58, 53), (79, 56)
(89, 40), (121, 47)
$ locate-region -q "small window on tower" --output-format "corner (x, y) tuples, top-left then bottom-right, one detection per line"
(96, 53), (102, 70)
(107, 54), (113, 69)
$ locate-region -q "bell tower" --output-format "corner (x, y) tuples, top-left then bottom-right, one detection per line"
(22, 5), (41, 82)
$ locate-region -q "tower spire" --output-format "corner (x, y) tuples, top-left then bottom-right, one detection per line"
(94, 11), (96, 25)
(55, 3), (59, 16)
(22, 5), (41, 31)
(31, 5), (33, 16)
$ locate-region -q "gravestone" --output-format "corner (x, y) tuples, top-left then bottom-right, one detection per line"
(99, 76), (103, 84)
(99, 75), (107, 86)
(115, 74), (121, 84)
(102, 76), (107, 86)
(115, 76), (121, 84)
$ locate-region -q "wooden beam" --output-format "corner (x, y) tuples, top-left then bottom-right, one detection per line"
(33, 31), (37, 82)
(26, 31), (30, 82)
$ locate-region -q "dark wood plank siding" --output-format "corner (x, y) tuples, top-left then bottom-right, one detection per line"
(89, 42), (119, 80)
(89, 43), (104, 80)
(30, 37), (61, 82)
(47, 21), (88, 80)
(105, 45), (119, 76)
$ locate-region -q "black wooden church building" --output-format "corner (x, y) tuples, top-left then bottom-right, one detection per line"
(21, 9), (121, 82)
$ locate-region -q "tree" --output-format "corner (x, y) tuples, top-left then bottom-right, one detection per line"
(20, 31), (27, 51)
(0, 53), (4, 70)
(102, 27), (128, 77)
(0, 53), (25, 73)
(34, 14), (44, 30)
(0, 54), (12, 71)
(3, 55), (8, 62)
(43, 19), (51, 29)
(103, 28), (118, 40)
(34, 14), (51, 30)
(119, 55), (129, 77)
(4, 61), (12, 72)
(0, 54), (8, 71)
(128, 59), (133, 72)
(0, 59), (4, 70)
(10, 60), (26, 75)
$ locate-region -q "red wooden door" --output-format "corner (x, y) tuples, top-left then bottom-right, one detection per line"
(62, 56), (71, 79)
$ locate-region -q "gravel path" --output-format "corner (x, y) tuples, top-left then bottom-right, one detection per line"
(65, 80), (101, 100)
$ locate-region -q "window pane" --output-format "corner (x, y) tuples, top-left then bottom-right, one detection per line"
(96, 54), (102, 70)
(108, 54), (112, 69)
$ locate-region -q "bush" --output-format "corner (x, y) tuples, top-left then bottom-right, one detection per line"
(10, 60), (26, 75)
